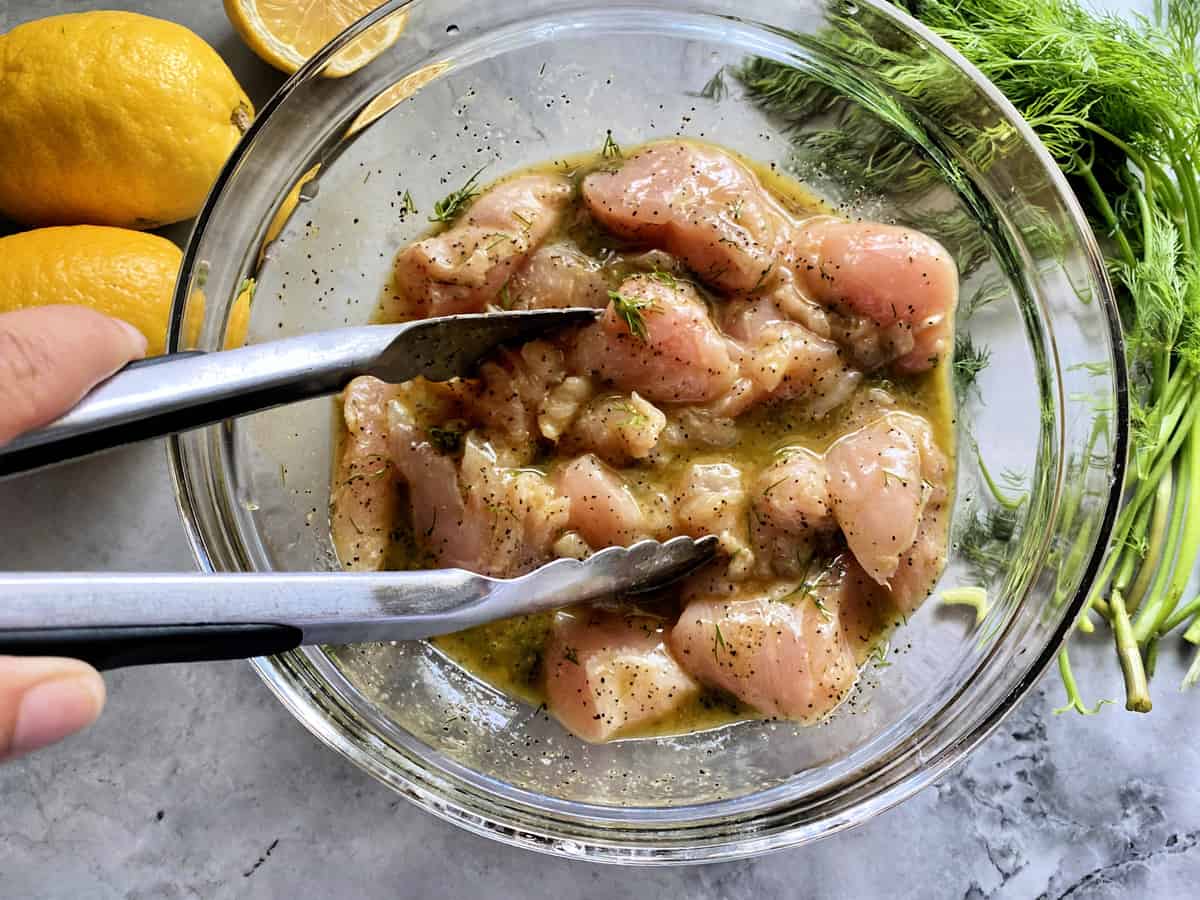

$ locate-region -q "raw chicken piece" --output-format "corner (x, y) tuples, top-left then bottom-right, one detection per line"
(387, 402), (481, 571)
(670, 577), (857, 721)
(888, 500), (950, 617)
(569, 274), (737, 404)
(749, 449), (836, 576)
(662, 407), (739, 450)
(508, 243), (611, 309)
(796, 217), (958, 373)
(538, 375), (593, 441)
(391, 174), (572, 317)
(582, 141), (796, 293)
(458, 434), (570, 576)
(331, 377), (400, 571)
(763, 274), (833, 338)
(457, 339), (567, 458)
(825, 412), (949, 586)
(672, 462), (753, 575)
(820, 554), (896, 665)
(554, 454), (649, 548)
(544, 609), (701, 742)
(718, 295), (861, 418)
(563, 392), (667, 465)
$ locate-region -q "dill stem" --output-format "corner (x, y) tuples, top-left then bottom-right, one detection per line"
(1070, 119), (1185, 221)
(1113, 488), (1156, 594)
(1133, 184), (1156, 267)
(1185, 615), (1200, 644)
(1183, 645), (1200, 690)
(972, 437), (1025, 510)
(1074, 156), (1136, 268)
(1125, 468), (1172, 611)
(1159, 594), (1200, 634)
(1053, 645), (1109, 716)
(1132, 412), (1200, 642)
(1146, 418), (1200, 637)
(1122, 396), (1200, 535)
(1168, 147), (1200, 253)
(1111, 589), (1152, 712)
(1054, 646), (1087, 714)
(1130, 456), (1189, 644)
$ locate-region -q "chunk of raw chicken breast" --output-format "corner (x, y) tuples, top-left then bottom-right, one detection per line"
(796, 217), (958, 372)
(569, 274), (737, 404)
(749, 449), (836, 577)
(718, 295), (861, 418)
(888, 501), (950, 617)
(554, 454), (649, 548)
(670, 576), (857, 721)
(825, 412), (949, 586)
(507, 243), (611, 309)
(672, 462), (753, 576)
(582, 140), (795, 293)
(387, 402), (480, 571)
(821, 554), (896, 665)
(391, 174), (572, 317)
(544, 609), (701, 742)
(456, 339), (567, 458)
(563, 392), (667, 465)
(331, 377), (400, 571)
(538, 375), (593, 442)
(458, 434), (570, 576)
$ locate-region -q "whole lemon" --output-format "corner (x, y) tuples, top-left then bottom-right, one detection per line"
(0, 226), (182, 355)
(0, 12), (254, 229)
(0, 227), (252, 354)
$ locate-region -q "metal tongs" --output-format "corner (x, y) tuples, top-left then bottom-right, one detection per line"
(0, 308), (719, 669)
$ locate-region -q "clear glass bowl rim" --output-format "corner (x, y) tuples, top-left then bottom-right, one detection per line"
(166, 0), (1130, 863)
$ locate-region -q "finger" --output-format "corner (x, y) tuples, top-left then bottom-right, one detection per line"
(0, 656), (106, 762)
(0, 305), (148, 445)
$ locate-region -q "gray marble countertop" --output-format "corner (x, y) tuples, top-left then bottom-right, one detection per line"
(2, 1), (1198, 897)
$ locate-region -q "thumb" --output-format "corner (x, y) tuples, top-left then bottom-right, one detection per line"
(0, 657), (106, 762)
(0, 305), (148, 446)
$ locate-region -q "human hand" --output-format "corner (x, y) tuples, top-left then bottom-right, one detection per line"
(0, 305), (147, 760)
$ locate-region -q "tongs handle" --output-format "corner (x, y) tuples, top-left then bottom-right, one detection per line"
(0, 327), (383, 478)
(0, 625), (302, 671)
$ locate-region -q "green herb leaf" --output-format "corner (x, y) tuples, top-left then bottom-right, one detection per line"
(601, 130), (621, 159)
(429, 166), (487, 223)
(953, 332), (991, 400)
(428, 425), (463, 455)
(698, 67), (728, 101)
(649, 268), (678, 288)
(607, 290), (655, 341)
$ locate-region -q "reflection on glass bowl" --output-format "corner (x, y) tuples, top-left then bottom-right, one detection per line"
(168, 0), (1126, 863)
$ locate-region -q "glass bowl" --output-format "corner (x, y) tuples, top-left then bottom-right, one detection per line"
(167, 0), (1127, 863)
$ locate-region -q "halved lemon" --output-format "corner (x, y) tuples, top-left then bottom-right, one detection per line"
(224, 0), (408, 77)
